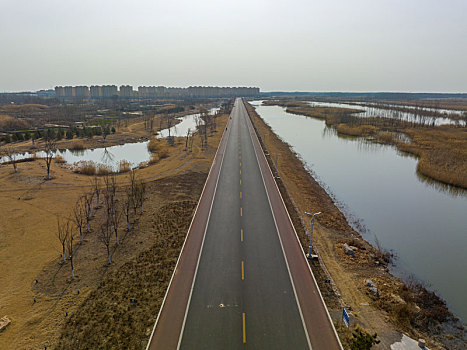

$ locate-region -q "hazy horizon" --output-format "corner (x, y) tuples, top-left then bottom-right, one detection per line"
(1, 0), (466, 93)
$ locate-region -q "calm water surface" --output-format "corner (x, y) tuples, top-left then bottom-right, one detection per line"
(251, 101), (467, 321)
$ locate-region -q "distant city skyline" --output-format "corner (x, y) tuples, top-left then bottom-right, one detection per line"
(1, 0), (466, 93)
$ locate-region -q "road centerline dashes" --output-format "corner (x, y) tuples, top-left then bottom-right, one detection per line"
(242, 313), (246, 343)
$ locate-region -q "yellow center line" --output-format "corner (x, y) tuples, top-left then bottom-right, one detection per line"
(241, 261), (245, 280)
(242, 313), (246, 343)
(240, 169), (242, 175)
(240, 191), (242, 199)
(240, 207), (242, 216)
(241, 228), (243, 242)
(240, 179), (242, 185)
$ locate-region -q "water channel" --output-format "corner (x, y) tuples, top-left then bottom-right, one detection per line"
(250, 100), (467, 322)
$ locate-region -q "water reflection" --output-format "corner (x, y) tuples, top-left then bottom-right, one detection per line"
(416, 171), (467, 197)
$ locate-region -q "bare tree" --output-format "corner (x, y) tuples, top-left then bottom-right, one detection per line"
(43, 137), (57, 180)
(66, 224), (75, 280)
(91, 176), (101, 204)
(57, 217), (69, 264)
(83, 193), (94, 232)
(136, 180), (146, 215)
(110, 201), (122, 245)
(102, 174), (121, 245)
(99, 221), (112, 265)
(184, 128), (191, 151)
(1, 146), (18, 173)
(166, 114), (174, 146)
(124, 188), (132, 231)
(127, 170), (138, 221)
(103, 174), (117, 216)
(72, 199), (85, 243)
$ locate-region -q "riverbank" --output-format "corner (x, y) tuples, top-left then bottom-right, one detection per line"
(263, 100), (467, 189)
(0, 113), (229, 349)
(244, 101), (466, 349)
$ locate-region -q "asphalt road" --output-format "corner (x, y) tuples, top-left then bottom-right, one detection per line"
(147, 99), (342, 349)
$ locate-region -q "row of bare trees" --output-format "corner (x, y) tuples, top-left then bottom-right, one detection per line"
(56, 170), (147, 280)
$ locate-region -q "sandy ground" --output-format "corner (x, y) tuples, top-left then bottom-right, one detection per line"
(0, 114), (228, 349)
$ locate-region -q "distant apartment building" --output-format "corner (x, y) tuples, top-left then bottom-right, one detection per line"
(101, 85), (118, 98)
(74, 86), (89, 98)
(55, 85), (260, 99)
(54, 86), (65, 98)
(64, 86), (74, 98)
(119, 85), (134, 98)
(90, 85), (101, 98)
(138, 86), (157, 98)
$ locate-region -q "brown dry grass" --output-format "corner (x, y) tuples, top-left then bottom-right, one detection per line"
(0, 114), (30, 130)
(0, 113), (229, 349)
(118, 160), (131, 173)
(0, 104), (49, 113)
(399, 127), (467, 188)
(336, 124), (378, 137)
(56, 198), (199, 349)
(54, 155), (66, 164)
(69, 140), (85, 150)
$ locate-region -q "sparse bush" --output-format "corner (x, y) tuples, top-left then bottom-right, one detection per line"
(158, 147), (169, 159)
(148, 137), (169, 159)
(148, 154), (159, 165)
(54, 154), (66, 163)
(96, 164), (113, 175)
(147, 137), (159, 153)
(350, 328), (380, 350)
(73, 161), (97, 175)
(70, 140), (85, 150)
(118, 160), (131, 173)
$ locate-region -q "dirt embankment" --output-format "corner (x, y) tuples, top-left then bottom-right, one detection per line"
(263, 100), (467, 189)
(244, 101), (466, 349)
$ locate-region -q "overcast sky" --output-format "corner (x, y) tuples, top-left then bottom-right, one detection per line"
(1, 0), (466, 92)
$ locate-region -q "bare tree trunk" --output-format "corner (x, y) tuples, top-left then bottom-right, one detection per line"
(57, 217), (68, 264)
(107, 244), (111, 264)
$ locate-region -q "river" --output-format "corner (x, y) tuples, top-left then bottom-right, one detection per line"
(250, 100), (467, 322)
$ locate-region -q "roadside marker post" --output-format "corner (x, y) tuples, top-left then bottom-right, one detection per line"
(343, 308), (350, 328)
(273, 153), (280, 178)
(305, 211), (321, 259)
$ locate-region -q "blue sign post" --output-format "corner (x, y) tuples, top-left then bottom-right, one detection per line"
(343, 308), (350, 328)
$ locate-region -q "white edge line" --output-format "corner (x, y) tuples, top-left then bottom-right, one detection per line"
(145, 102), (235, 350)
(175, 100), (237, 349)
(242, 100), (344, 349)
